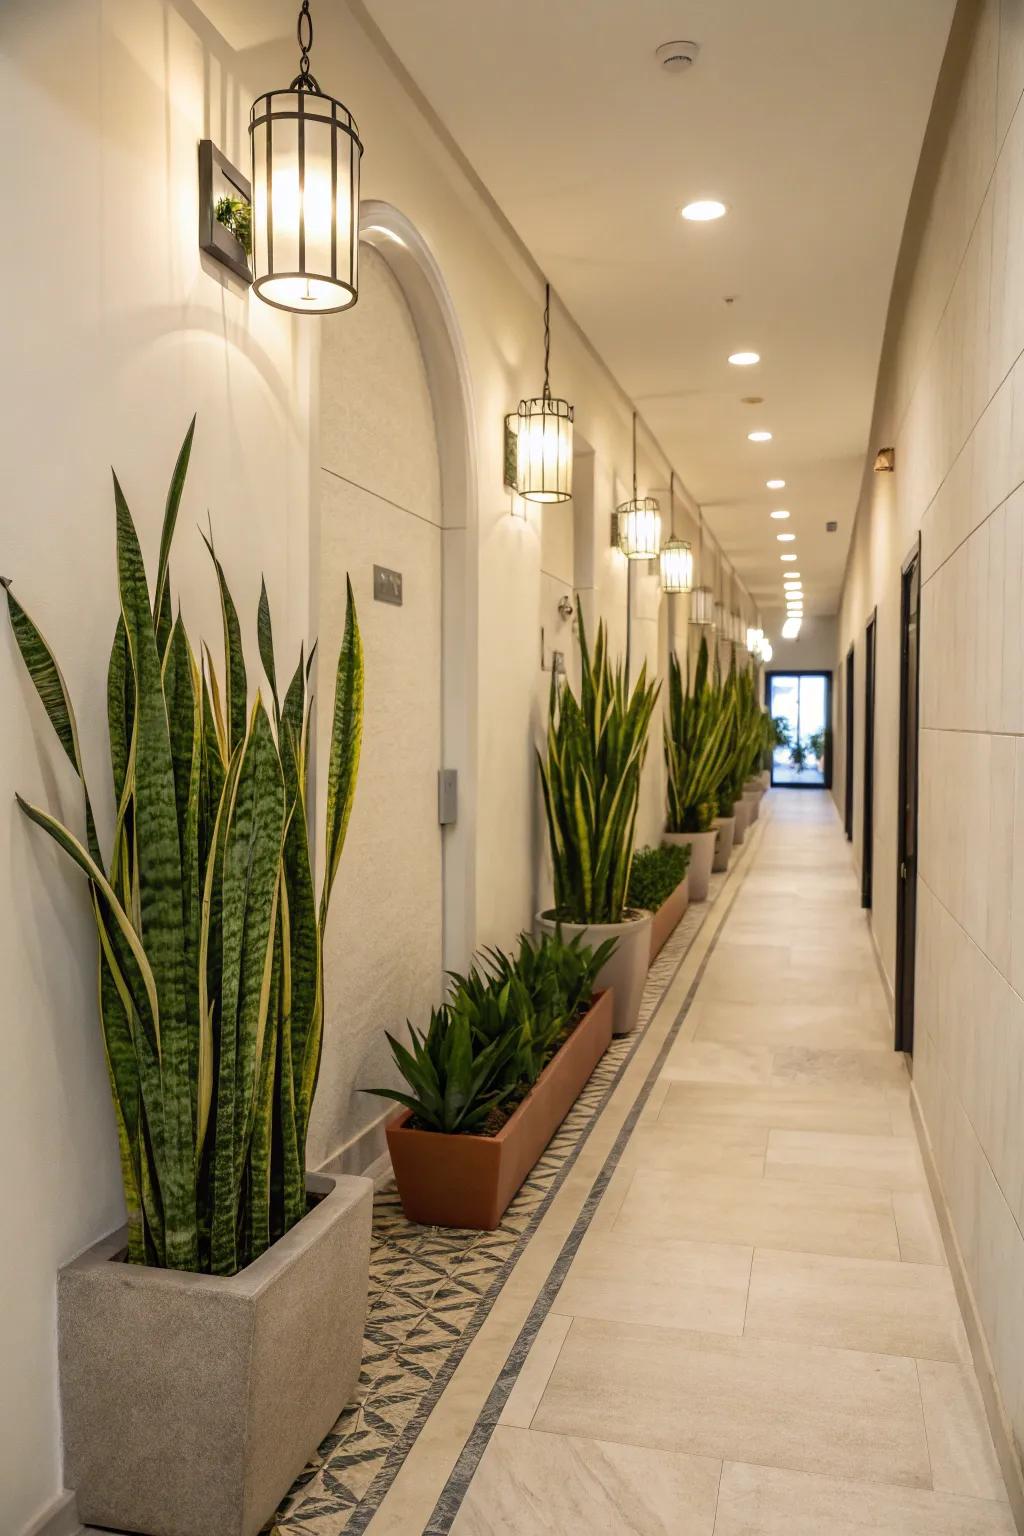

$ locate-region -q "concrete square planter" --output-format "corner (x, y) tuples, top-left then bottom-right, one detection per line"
(386, 988), (614, 1229)
(58, 1172), (373, 1536)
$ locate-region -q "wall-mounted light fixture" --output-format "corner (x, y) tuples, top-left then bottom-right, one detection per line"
(616, 412), (662, 559)
(760, 638), (773, 663)
(688, 505), (715, 625)
(659, 472), (693, 593)
(874, 447), (895, 472)
(509, 282), (574, 503)
(249, 1), (363, 313)
(746, 625), (764, 657)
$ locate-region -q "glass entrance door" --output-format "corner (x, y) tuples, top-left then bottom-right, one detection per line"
(767, 672), (832, 788)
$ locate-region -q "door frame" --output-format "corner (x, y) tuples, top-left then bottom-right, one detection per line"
(765, 670), (833, 789)
(844, 644), (855, 839)
(895, 537), (922, 1054)
(862, 609), (877, 909)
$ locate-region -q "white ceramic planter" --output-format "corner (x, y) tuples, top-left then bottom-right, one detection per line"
(536, 909), (653, 1035)
(58, 1173), (373, 1536)
(712, 815), (736, 872)
(732, 796), (752, 846)
(743, 787), (761, 824)
(662, 829), (717, 902)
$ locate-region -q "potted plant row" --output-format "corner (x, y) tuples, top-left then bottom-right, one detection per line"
(536, 608), (660, 1035)
(663, 637), (733, 899)
(628, 843), (692, 959)
(371, 931), (616, 1230)
(4, 423), (372, 1536)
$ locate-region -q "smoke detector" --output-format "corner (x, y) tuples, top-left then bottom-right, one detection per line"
(656, 40), (700, 73)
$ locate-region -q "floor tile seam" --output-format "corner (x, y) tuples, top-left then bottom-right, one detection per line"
(417, 812), (771, 1532)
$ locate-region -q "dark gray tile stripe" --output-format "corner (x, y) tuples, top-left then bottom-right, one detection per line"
(423, 856), (754, 1534)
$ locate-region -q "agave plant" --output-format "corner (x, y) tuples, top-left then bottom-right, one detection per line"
(3, 421), (363, 1275)
(367, 1007), (517, 1135)
(538, 608), (659, 925)
(664, 636), (734, 834)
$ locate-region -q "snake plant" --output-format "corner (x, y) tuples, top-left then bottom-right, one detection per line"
(723, 662), (765, 801)
(664, 636), (733, 834)
(4, 420), (363, 1275)
(538, 608), (659, 925)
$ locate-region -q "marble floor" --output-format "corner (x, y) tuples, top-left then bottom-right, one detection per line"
(364, 790), (1014, 1535)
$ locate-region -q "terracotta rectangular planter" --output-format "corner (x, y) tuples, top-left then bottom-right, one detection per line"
(386, 988), (614, 1230)
(58, 1172), (373, 1536)
(649, 873), (690, 959)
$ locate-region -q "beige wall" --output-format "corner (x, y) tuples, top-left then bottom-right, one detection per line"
(836, 0), (1024, 1485)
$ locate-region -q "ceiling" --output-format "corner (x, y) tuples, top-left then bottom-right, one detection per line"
(361, 0), (954, 622)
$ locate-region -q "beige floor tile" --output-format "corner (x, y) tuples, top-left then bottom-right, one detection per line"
(614, 1170), (901, 1259)
(894, 1190), (947, 1265)
(618, 1121), (768, 1179)
(556, 1231), (752, 1335)
(451, 1426), (721, 1535)
(713, 1460), (1015, 1535)
(499, 1312), (573, 1428)
(744, 1248), (966, 1360)
(691, 1001), (892, 1051)
(533, 1318), (931, 1488)
(765, 1129), (926, 1190)
(771, 1047), (908, 1088)
(659, 1081), (894, 1135)
(662, 1040), (775, 1085)
(917, 1359), (1009, 1500)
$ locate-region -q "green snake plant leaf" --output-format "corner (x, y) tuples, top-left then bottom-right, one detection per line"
(115, 474), (198, 1270)
(153, 415), (195, 659)
(2, 580), (103, 867)
(257, 577), (280, 729)
(200, 527), (247, 757)
(107, 616), (134, 811)
(321, 577), (364, 922)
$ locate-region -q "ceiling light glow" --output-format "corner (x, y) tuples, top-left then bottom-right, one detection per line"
(682, 199), (727, 221)
(776, 532), (795, 542)
(728, 351), (760, 366)
(766, 479), (785, 489)
(770, 510), (790, 520)
(748, 430), (772, 443)
(782, 616), (802, 639)
(780, 554), (797, 562)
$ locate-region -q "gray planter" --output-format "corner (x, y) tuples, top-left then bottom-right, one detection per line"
(732, 796), (752, 846)
(743, 786), (761, 824)
(536, 909), (653, 1035)
(58, 1172), (373, 1536)
(663, 828), (717, 902)
(712, 815), (736, 872)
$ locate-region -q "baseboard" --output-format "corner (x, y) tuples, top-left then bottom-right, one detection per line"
(910, 1084), (1024, 1532)
(21, 1490), (82, 1536)
(866, 912), (895, 1023)
(317, 1106), (393, 1184)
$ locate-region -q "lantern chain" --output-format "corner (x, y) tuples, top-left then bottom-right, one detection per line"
(632, 411), (638, 501)
(542, 282), (552, 400)
(292, 0), (322, 92)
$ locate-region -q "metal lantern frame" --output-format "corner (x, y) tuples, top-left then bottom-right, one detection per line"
(515, 282), (574, 503)
(617, 412), (662, 559)
(659, 471), (694, 593)
(249, 1), (363, 315)
(688, 504), (715, 626)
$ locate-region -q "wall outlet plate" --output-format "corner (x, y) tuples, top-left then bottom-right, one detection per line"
(373, 565), (403, 605)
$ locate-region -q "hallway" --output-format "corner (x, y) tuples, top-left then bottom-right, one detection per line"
(437, 792), (1013, 1534)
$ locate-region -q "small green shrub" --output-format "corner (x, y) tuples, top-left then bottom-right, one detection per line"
(366, 929), (614, 1133)
(628, 844), (690, 912)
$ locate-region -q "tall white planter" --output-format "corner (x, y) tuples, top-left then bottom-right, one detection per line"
(732, 796), (752, 846)
(536, 910), (653, 1035)
(743, 787), (761, 824)
(663, 829), (717, 902)
(712, 815), (736, 872)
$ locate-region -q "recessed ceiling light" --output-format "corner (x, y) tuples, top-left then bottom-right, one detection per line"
(784, 571), (801, 579)
(748, 430), (772, 443)
(780, 554), (797, 562)
(682, 199), (727, 221)
(766, 478), (786, 489)
(728, 351), (760, 366)
(776, 532), (795, 542)
(770, 510), (790, 520)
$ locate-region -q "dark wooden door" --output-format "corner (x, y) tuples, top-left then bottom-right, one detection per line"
(844, 646), (855, 839)
(862, 611), (877, 909)
(895, 544), (921, 1054)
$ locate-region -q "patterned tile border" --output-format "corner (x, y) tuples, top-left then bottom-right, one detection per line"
(271, 858), (747, 1536)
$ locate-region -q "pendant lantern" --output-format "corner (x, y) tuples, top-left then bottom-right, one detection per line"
(617, 412), (662, 559)
(516, 283), (574, 502)
(659, 472), (694, 593)
(250, 1), (363, 314)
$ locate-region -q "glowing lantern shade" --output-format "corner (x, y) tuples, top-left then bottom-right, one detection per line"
(516, 282), (574, 502)
(250, 2), (363, 314)
(660, 472), (694, 593)
(617, 411), (662, 559)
